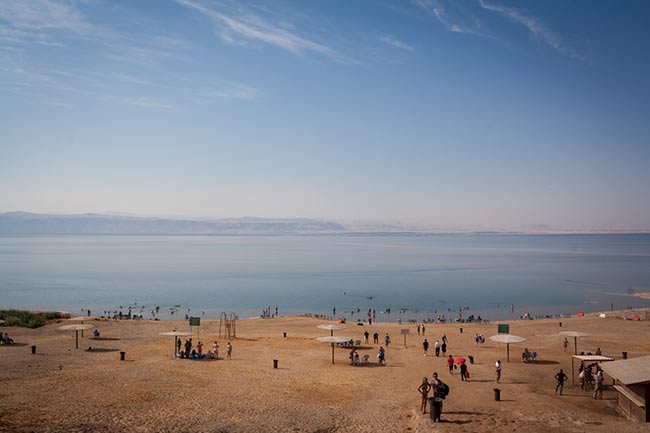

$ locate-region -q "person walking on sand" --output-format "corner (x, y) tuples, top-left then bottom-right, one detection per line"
(418, 377), (431, 414)
(434, 340), (441, 357)
(555, 369), (568, 395)
(364, 330), (369, 344)
(447, 355), (454, 374)
(593, 369), (604, 399)
(423, 338), (429, 356)
(384, 333), (391, 347)
(563, 337), (568, 352)
(460, 362), (469, 381)
(226, 341), (232, 360)
(377, 346), (386, 365)
(495, 360), (502, 383)
(373, 332), (379, 344)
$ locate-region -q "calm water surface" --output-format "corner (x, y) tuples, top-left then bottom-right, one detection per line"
(1, 234), (649, 321)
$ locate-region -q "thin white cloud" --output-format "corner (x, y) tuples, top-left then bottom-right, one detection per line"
(175, 0), (361, 65)
(0, 0), (89, 32)
(413, 0), (485, 36)
(379, 34), (414, 51)
(123, 97), (176, 110)
(478, 0), (584, 60)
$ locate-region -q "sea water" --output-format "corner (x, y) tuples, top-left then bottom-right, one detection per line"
(1, 234), (649, 321)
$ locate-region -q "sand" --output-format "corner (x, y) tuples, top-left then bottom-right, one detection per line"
(1, 310), (650, 433)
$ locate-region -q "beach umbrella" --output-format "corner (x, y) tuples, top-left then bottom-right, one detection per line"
(489, 334), (527, 362)
(454, 357), (466, 365)
(159, 331), (194, 357)
(68, 316), (95, 337)
(317, 335), (352, 364)
(317, 324), (346, 336)
(58, 324), (95, 349)
(559, 331), (591, 355)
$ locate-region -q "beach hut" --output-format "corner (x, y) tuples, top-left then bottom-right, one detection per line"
(570, 354), (615, 386)
(600, 355), (650, 423)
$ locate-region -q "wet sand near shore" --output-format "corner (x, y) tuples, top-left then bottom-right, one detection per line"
(1, 310), (650, 433)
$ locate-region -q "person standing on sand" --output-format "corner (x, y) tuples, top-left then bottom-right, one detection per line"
(377, 346), (386, 365)
(226, 342), (232, 360)
(435, 340), (441, 357)
(447, 355), (454, 374)
(495, 360), (502, 383)
(421, 324), (425, 335)
(441, 340), (447, 355)
(373, 332), (379, 344)
(593, 370), (604, 399)
(563, 337), (568, 352)
(213, 341), (219, 359)
(418, 377), (431, 414)
(423, 339), (429, 356)
(384, 334), (391, 347)
(555, 369), (568, 395)
(364, 330), (369, 344)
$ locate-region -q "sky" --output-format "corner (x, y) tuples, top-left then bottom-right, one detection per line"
(1, 0), (650, 231)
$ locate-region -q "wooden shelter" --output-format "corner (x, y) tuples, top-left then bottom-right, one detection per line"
(601, 355), (650, 423)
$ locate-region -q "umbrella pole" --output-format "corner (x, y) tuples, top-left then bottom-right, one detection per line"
(75, 330), (79, 349)
(572, 356), (575, 386)
(507, 343), (510, 362)
(574, 337), (577, 355)
(174, 336), (177, 357)
(331, 343), (335, 364)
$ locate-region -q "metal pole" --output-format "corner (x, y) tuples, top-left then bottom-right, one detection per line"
(75, 330), (79, 349)
(331, 343), (335, 364)
(174, 336), (178, 357)
(507, 343), (510, 362)
(571, 356), (575, 386)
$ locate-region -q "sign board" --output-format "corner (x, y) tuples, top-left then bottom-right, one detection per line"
(400, 329), (410, 335)
(189, 317), (201, 327)
(498, 324), (509, 334)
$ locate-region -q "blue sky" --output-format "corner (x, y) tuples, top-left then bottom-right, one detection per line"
(1, 0), (649, 230)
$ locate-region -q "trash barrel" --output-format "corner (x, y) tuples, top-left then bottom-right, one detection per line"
(273, 359), (278, 369)
(283, 332), (287, 338)
(459, 327), (463, 333)
(468, 355), (474, 364)
(31, 345), (37, 354)
(559, 322), (562, 327)
(120, 351), (126, 361)
(494, 388), (501, 401)
(429, 397), (443, 422)
(622, 351), (628, 359)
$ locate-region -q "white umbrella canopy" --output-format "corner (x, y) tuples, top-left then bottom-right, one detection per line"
(317, 324), (346, 336)
(317, 335), (353, 364)
(489, 334), (527, 362)
(160, 331), (194, 357)
(559, 331), (592, 355)
(490, 334), (527, 344)
(59, 324), (95, 349)
(59, 324), (95, 331)
(159, 331), (193, 337)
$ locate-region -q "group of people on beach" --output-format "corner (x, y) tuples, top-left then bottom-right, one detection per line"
(0, 332), (15, 344)
(177, 338), (232, 360)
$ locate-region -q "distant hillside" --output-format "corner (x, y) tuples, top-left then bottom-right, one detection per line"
(0, 212), (345, 235)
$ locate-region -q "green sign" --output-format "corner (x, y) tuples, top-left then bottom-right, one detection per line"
(498, 324), (509, 334)
(189, 317), (201, 326)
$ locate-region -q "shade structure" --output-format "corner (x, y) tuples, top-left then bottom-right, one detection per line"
(489, 334), (527, 362)
(559, 331), (591, 355)
(317, 335), (352, 364)
(59, 324), (95, 349)
(317, 324), (346, 336)
(68, 316), (95, 337)
(159, 331), (194, 357)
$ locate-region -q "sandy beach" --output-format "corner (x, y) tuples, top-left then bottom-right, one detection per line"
(1, 310), (650, 433)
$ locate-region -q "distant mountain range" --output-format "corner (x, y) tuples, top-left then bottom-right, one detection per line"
(0, 212), (345, 235)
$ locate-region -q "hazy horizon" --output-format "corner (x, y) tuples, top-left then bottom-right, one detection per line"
(2, 1), (650, 231)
